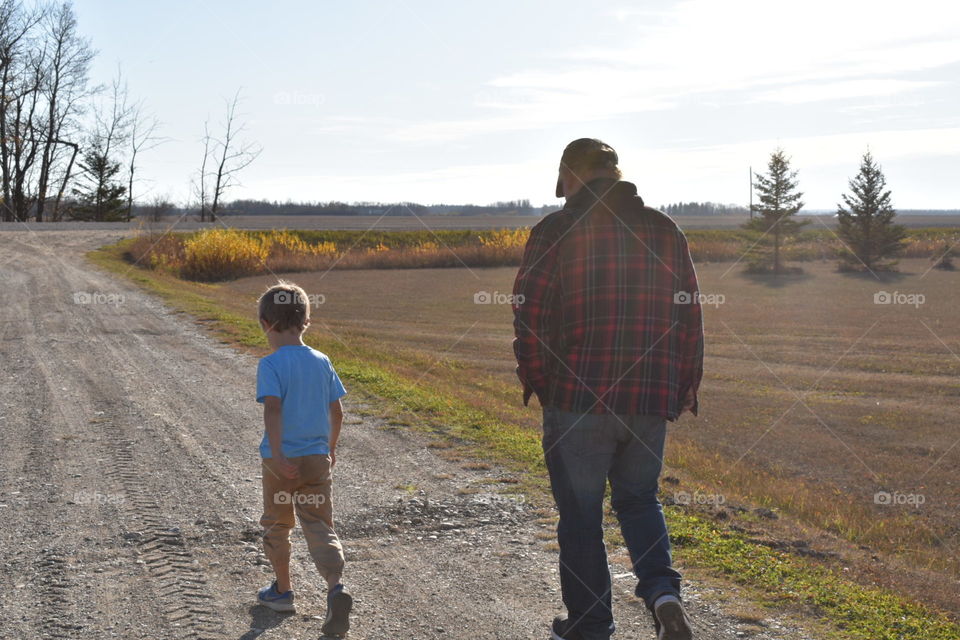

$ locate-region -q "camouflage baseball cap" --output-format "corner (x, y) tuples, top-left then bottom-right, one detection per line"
(556, 138), (619, 197)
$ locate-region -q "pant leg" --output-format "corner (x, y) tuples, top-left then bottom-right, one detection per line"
(608, 415), (681, 610)
(293, 454), (345, 586)
(542, 408), (619, 640)
(260, 458), (297, 571)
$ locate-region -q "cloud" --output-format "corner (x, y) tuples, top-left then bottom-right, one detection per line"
(561, 0), (960, 92)
(635, 126), (960, 173)
(243, 158), (560, 205)
(383, 0), (959, 143)
(755, 79), (944, 104)
(386, 90), (674, 142)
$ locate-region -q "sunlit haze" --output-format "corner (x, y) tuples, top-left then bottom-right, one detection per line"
(75, 0), (960, 209)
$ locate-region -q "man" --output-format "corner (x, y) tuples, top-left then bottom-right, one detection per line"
(513, 138), (703, 640)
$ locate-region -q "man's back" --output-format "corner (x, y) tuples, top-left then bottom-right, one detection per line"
(513, 178), (703, 419)
(523, 139), (699, 640)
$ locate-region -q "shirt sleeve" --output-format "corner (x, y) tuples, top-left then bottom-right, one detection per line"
(328, 363), (347, 401)
(676, 233), (704, 416)
(256, 358), (282, 403)
(512, 219), (561, 407)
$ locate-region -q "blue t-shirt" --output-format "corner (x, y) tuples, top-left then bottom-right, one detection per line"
(256, 345), (347, 458)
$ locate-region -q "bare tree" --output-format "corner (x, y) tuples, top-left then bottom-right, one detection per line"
(193, 119), (211, 221)
(0, 1), (44, 221)
(49, 133), (78, 219)
(6, 43), (46, 221)
(35, 2), (94, 222)
(125, 101), (164, 221)
(207, 90), (260, 222)
(95, 71), (131, 172)
(70, 70), (131, 221)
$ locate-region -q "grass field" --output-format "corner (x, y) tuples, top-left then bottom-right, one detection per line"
(91, 237), (960, 638)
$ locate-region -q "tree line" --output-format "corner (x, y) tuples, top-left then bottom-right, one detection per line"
(144, 198), (551, 220)
(660, 202), (749, 217)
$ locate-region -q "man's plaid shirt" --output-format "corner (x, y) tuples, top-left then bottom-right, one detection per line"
(512, 178), (704, 419)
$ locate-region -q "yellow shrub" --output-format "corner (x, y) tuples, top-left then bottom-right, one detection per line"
(310, 241), (338, 257)
(480, 228), (530, 250)
(267, 229), (309, 253)
(182, 228), (269, 280)
(414, 241), (440, 253)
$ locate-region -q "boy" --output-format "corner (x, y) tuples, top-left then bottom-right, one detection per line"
(254, 280), (352, 638)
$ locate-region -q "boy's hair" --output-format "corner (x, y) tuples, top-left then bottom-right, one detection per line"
(258, 280), (310, 333)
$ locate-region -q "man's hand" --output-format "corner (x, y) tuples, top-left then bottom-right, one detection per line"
(330, 448), (337, 469)
(275, 455), (299, 480)
(680, 388), (696, 415)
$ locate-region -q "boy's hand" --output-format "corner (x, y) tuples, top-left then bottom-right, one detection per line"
(329, 399), (343, 471)
(275, 456), (299, 480)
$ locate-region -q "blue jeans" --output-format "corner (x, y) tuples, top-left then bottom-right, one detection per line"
(542, 407), (681, 639)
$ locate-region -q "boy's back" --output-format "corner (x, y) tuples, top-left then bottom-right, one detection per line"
(256, 345), (346, 458)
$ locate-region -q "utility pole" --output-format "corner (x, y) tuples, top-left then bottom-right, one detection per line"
(749, 165), (753, 220)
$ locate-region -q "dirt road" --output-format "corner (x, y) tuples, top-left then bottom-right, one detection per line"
(0, 231), (811, 639)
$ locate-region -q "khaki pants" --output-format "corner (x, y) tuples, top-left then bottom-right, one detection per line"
(260, 454), (345, 585)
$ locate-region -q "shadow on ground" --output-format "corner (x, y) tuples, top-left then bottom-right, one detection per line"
(239, 605), (295, 639)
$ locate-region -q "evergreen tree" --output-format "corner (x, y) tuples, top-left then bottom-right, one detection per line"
(743, 148), (807, 274)
(836, 151), (906, 272)
(70, 146), (128, 221)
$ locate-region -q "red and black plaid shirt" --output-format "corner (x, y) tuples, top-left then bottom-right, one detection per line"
(512, 179), (703, 419)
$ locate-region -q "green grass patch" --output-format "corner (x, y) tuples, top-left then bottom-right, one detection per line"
(89, 237), (960, 640)
(669, 510), (959, 640)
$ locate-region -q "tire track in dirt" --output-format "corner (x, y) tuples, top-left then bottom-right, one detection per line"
(34, 550), (85, 639)
(65, 322), (233, 639)
(12, 279), (93, 639)
(106, 423), (224, 639)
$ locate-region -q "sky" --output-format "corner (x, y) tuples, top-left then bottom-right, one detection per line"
(72, 0), (960, 209)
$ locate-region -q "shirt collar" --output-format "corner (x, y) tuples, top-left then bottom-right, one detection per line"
(564, 179), (641, 210)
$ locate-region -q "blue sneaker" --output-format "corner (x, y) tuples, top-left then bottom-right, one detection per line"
(257, 581), (295, 612)
(321, 584), (353, 637)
